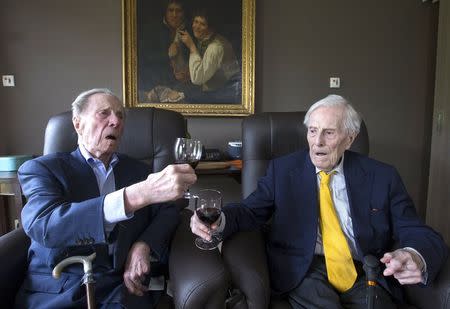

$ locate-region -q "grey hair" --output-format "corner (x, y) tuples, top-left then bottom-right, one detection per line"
(303, 94), (361, 135)
(71, 88), (122, 117)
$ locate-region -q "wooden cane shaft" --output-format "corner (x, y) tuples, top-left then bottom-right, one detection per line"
(86, 283), (96, 309)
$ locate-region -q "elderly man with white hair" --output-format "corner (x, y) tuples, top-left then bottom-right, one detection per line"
(190, 94), (447, 308)
(16, 88), (196, 308)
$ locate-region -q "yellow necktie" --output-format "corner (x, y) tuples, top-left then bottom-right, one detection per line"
(319, 171), (357, 292)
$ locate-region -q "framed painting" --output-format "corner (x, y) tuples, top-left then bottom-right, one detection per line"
(122, 0), (255, 116)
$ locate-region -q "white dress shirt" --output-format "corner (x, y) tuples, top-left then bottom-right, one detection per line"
(79, 145), (132, 237)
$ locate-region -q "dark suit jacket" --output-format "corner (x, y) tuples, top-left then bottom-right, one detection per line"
(223, 150), (447, 299)
(15, 148), (179, 308)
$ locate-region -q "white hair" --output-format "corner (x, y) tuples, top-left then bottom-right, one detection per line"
(303, 94), (361, 135)
(71, 88), (122, 117)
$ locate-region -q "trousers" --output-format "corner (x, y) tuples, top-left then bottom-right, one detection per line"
(287, 255), (397, 309)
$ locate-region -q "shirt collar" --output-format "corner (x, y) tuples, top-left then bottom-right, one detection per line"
(315, 153), (345, 175)
(79, 144), (119, 169)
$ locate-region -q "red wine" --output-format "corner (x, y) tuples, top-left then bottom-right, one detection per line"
(196, 207), (221, 225)
(175, 160), (199, 169)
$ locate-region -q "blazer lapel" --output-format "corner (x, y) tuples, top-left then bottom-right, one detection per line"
(113, 155), (152, 189)
(344, 152), (372, 258)
(290, 153), (319, 242)
(110, 156), (150, 269)
(69, 149), (99, 198)
(112, 157), (133, 189)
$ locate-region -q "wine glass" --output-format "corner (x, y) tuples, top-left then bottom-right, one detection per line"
(194, 189), (223, 250)
(174, 137), (202, 198)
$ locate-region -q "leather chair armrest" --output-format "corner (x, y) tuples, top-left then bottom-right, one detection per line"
(403, 248), (450, 309)
(222, 229), (271, 309)
(169, 209), (230, 309)
(0, 228), (30, 307)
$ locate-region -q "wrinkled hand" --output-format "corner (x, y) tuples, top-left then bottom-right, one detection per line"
(190, 212), (221, 241)
(145, 164), (197, 204)
(124, 241), (151, 296)
(124, 164), (196, 213)
(380, 249), (424, 285)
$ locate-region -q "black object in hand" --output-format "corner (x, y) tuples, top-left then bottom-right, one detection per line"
(363, 255), (380, 281)
(363, 255), (380, 309)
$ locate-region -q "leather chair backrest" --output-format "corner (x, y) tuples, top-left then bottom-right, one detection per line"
(43, 107), (186, 173)
(241, 111), (369, 198)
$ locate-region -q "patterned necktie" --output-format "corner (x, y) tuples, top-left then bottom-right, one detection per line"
(319, 171), (357, 292)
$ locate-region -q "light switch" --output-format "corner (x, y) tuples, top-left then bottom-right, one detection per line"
(329, 77), (340, 88)
(2, 75), (15, 87)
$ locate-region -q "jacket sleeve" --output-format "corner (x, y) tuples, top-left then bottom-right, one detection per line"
(18, 158), (107, 248)
(222, 160), (276, 239)
(388, 167), (448, 284)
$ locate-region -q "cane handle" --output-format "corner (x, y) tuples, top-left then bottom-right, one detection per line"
(52, 253), (96, 279)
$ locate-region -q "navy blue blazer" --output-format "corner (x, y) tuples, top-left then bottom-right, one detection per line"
(16, 148), (179, 308)
(223, 150), (447, 299)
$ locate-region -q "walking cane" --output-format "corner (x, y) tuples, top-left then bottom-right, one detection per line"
(363, 255), (380, 309)
(52, 253), (97, 309)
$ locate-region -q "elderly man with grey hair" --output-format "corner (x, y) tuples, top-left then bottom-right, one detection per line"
(190, 94), (447, 308)
(16, 88), (196, 308)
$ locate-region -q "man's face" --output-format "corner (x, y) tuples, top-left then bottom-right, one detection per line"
(73, 93), (124, 165)
(306, 105), (355, 171)
(192, 16), (210, 40)
(166, 3), (184, 29)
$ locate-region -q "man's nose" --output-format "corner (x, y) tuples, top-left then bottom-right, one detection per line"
(313, 132), (325, 145)
(109, 113), (122, 127)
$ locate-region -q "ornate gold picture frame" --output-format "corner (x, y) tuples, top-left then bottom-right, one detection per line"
(122, 0), (255, 116)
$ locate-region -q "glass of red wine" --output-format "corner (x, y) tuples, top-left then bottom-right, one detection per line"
(194, 189), (223, 250)
(174, 137), (202, 199)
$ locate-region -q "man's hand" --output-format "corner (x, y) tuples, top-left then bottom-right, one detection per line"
(125, 164), (196, 213)
(380, 249), (424, 285)
(190, 212), (221, 241)
(144, 164), (196, 203)
(179, 30), (197, 53)
(123, 241), (151, 296)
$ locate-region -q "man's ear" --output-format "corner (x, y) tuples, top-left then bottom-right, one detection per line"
(345, 133), (357, 149)
(73, 116), (82, 134)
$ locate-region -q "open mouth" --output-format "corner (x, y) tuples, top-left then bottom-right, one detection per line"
(105, 135), (117, 140)
(315, 152), (327, 156)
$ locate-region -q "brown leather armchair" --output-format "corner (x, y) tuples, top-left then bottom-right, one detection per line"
(0, 107), (229, 308)
(221, 112), (450, 309)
